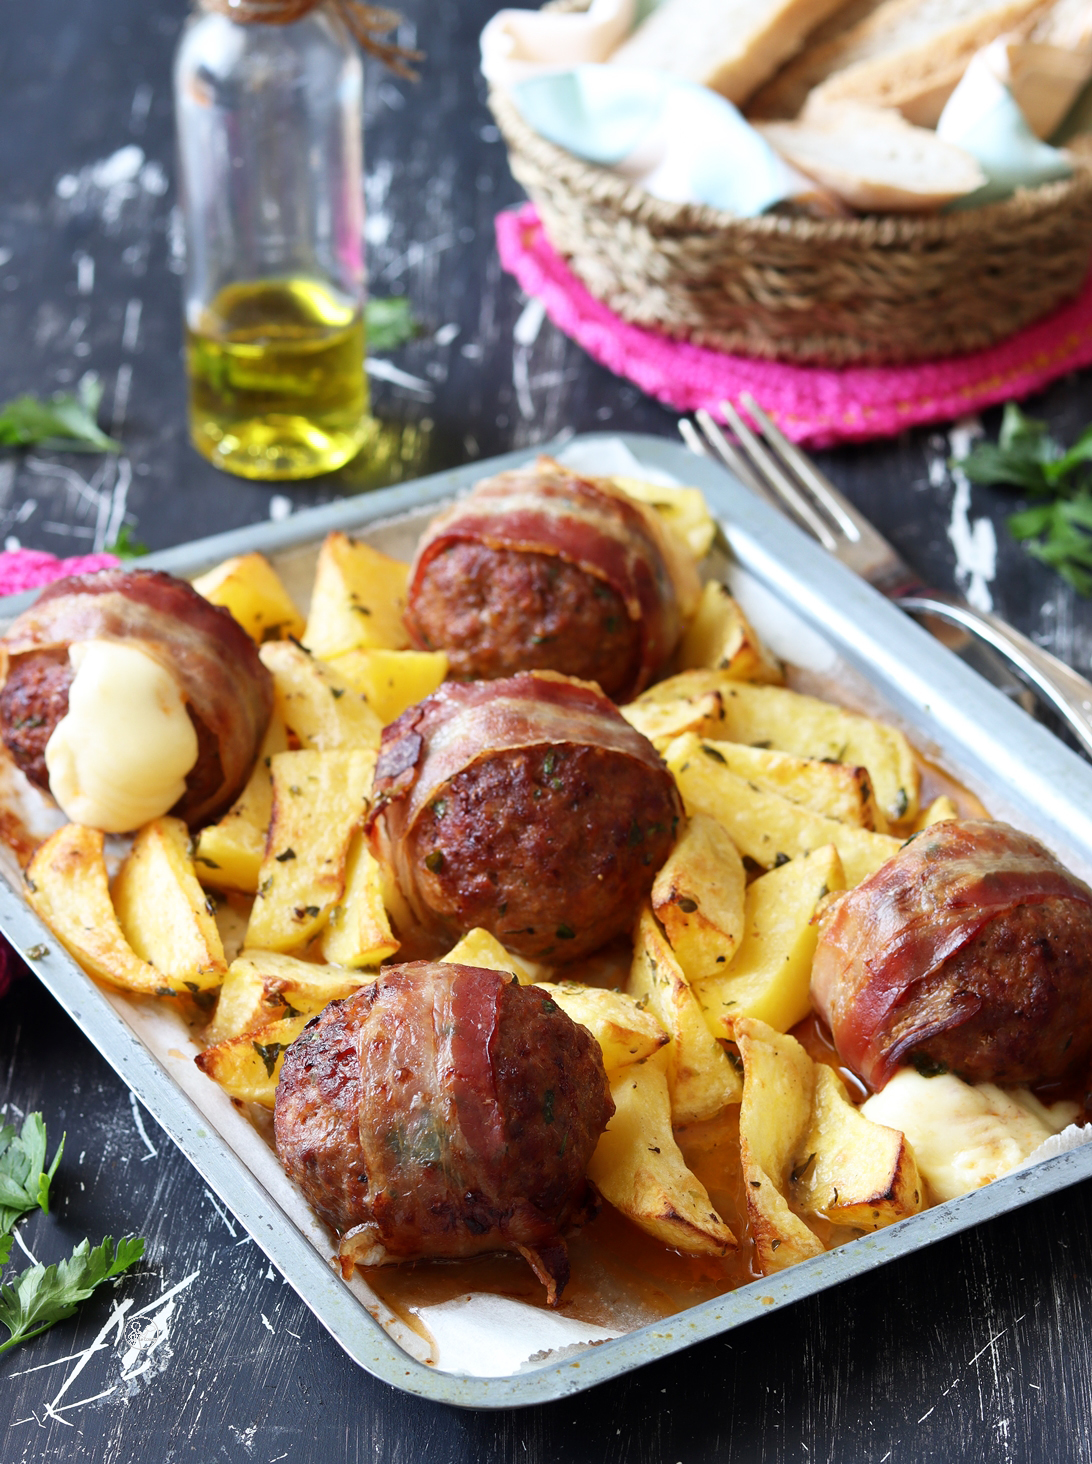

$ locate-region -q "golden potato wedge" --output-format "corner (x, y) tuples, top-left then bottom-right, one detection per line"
(630, 674), (919, 823)
(204, 949), (368, 1046)
(302, 532), (411, 659)
(699, 739), (884, 831)
(628, 904), (741, 1122)
(244, 748), (374, 952)
(209, 889), (251, 965)
(441, 926), (531, 981)
(195, 1013), (310, 1108)
(321, 831), (400, 968)
(621, 690), (723, 747)
(675, 582), (783, 684)
(697, 845), (845, 1036)
(326, 648), (449, 725)
(734, 1017), (824, 1274)
(913, 794), (958, 832)
(112, 817), (226, 993)
(192, 552), (305, 644)
(24, 824), (166, 995)
(792, 1065), (923, 1231)
(534, 981), (668, 1076)
(664, 732), (901, 887)
(587, 1057), (737, 1256)
(611, 475), (717, 561)
(194, 714), (288, 894)
(652, 811), (745, 980)
(260, 640), (382, 752)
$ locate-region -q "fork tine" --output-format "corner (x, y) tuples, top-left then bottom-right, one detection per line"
(719, 400), (840, 552)
(692, 409), (779, 505)
(677, 417), (710, 458)
(739, 393), (861, 544)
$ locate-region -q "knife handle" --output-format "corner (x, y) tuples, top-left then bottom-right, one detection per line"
(899, 593), (1092, 760)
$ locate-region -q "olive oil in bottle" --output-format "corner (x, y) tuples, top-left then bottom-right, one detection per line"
(186, 279), (370, 481)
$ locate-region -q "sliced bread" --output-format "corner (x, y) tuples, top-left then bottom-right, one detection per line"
(757, 104), (988, 210)
(606, 0), (852, 106)
(746, 0), (890, 118)
(747, 0), (1050, 122)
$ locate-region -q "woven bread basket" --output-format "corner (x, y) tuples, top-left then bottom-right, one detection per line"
(490, 1), (1092, 366)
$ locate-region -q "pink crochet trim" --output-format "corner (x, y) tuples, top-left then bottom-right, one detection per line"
(0, 551), (119, 599)
(0, 940), (19, 1001)
(496, 203), (1092, 448)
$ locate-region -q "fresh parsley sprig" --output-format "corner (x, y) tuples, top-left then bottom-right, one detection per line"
(365, 296), (417, 352)
(0, 377), (120, 454)
(0, 1112), (145, 1356)
(956, 402), (1092, 595)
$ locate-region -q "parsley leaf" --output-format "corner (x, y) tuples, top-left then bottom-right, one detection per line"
(365, 296), (417, 352)
(954, 402), (1092, 595)
(0, 1113), (64, 1237)
(105, 522), (149, 559)
(0, 1235), (145, 1356)
(0, 377), (120, 453)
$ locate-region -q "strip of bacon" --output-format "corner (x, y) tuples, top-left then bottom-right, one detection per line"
(811, 820), (1092, 1089)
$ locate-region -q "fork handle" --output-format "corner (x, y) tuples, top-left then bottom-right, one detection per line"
(898, 593), (1092, 759)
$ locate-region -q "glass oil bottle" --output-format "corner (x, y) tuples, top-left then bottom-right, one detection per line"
(174, 3), (370, 480)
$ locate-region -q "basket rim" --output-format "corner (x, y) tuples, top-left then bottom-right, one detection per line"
(488, 84), (1092, 245)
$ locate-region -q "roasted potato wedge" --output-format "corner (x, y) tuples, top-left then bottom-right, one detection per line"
(913, 794), (958, 832)
(587, 1057), (737, 1256)
(326, 648), (449, 725)
(195, 1013), (310, 1108)
(244, 748), (374, 952)
(628, 904), (742, 1122)
(734, 1017), (824, 1274)
(302, 532), (411, 659)
(24, 824), (165, 995)
(320, 831), (400, 968)
(664, 732), (901, 887)
(676, 582), (783, 684)
(621, 690), (723, 747)
(697, 845), (845, 1036)
(652, 811), (746, 980)
(260, 640), (382, 752)
(697, 739), (884, 831)
(192, 552), (305, 644)
(441, 926), (531, 981)
(792, 1065), (923, 1231)
(534, 981), (668, 1076)
(629, 674), (919, 824)
(194, 714), (288, 895)
(112, 817), (226, 993)
(612, 475), (717, 560)
(204, 949), (367, 1046)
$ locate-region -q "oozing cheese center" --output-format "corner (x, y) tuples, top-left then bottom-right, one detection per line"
(44, 640), (199, 833)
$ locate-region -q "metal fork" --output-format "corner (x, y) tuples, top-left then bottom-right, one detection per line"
(681, 394), (1092, 760)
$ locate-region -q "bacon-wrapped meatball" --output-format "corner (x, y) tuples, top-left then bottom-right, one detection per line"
(367, 671), (682, 963)
(811, 819), (1092, 1089)
(273, 961), (614, 1304)
(404, 457), (700, 701)
(0, 568), (272, 830)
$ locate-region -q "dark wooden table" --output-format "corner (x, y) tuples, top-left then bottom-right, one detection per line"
(4, 1), (1092, 1459)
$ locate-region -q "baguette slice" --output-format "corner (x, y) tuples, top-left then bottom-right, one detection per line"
(748, 0), (1050, 122)
(1031, 0), (1092, 51)
(607, 0), (851, 106)
(747, 0), (889, 118)
(758, 105), (987, 211)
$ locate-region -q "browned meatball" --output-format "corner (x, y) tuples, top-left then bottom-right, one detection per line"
(273, 961), (614, 1303)
(407, 541), (642, 698)
(812, 819), (1092, 1089)
(0, 650), (74, 790)
(368, 672), (683, 964)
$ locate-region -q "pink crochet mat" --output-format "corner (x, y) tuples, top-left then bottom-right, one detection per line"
(496, 203), (1092, 448)
(0, 550), (118, 599)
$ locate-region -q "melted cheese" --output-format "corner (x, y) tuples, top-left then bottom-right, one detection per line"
(861, 1069), (1079, 1204)
(45, 640), (198, 833)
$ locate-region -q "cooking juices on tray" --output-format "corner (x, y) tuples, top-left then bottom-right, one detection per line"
(4, 457), (1090, 1335)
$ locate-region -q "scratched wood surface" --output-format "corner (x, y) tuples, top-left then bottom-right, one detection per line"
(3, 0), (1092, 1459)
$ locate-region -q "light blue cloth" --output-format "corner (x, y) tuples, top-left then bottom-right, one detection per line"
(941, 84), (1071, 209)
(511, 65), (807, 217)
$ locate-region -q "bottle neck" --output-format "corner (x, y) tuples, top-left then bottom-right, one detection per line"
(198, 0), (325, 23)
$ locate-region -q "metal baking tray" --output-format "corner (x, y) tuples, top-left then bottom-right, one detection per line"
(3, 432), (1092, 1409)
